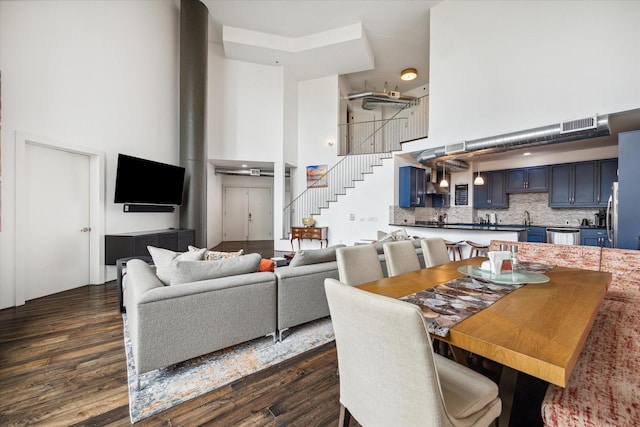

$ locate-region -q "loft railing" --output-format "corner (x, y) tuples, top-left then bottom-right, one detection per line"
(282, 95), (428, 238)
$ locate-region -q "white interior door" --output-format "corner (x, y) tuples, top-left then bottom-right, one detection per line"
(224, 187), (249, 240)
(248, 187), (272, 240)
(25, 144), (91, 300)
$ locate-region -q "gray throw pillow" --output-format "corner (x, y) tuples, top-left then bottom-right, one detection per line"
(170, 253), (262, 285)
(147, 246), (206, 285)
(289, 244), (346, 267)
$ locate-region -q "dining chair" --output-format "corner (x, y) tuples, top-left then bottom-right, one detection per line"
(335, 245), (384, 286)
(324, 278), (502, 427)
(421, 237), (452, 267)
(383, 240), (421, 276)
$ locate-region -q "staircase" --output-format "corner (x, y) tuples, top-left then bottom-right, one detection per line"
(282, 95), (428, 238)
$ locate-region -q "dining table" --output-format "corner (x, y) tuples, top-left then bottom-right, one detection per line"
(356, 257), (611, 425)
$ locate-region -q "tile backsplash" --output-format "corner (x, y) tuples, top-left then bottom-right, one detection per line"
(391, 192), (604, 227)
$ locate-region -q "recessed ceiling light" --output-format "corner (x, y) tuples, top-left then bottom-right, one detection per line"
(242, 164), (248, 168)
(401, 68), (418, 81)
(523, 152), (531, 156)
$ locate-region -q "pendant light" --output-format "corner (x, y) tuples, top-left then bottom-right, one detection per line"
(473, 160), (485, 186)
(439, 162), (449, 188)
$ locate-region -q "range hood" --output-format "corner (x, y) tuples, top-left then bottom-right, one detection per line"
(426, 170), (449, 195)
(417, 114), (610, 163)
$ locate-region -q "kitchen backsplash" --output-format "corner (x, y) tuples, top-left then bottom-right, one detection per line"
(391, 193), (604, 227)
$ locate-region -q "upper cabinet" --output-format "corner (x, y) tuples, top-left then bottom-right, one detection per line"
(548, 159), (617, 208)
(399, 166), (426, 207)
(473, 170), (508, 208)
(506, 166), (548, 193)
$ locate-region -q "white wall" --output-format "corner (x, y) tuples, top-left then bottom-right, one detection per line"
(0, 0), (180, 308)
(426, 0), (640, 149)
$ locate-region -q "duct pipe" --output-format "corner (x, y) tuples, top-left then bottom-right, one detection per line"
(179, 0), (208, 247)
(214, 168), (290, 177)
(417, 115), (610, 164)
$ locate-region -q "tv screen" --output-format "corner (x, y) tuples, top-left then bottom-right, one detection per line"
(114, 154), (185, 205)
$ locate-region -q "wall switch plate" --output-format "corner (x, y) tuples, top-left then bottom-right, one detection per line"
(349, 213), (355, 221)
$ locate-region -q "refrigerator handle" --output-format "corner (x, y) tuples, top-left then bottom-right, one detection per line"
(606, 194), (613, 246)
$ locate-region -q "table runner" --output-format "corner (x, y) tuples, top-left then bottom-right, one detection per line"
(401, 261), (554, 337)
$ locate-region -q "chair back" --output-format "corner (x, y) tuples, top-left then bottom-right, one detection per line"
(336, 245), (384, 286)
(324, 278), (449, 426)
(421, 237), (451, 267)
(383, 240), (421, 276)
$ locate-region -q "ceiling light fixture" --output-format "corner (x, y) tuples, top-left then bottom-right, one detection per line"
(473, 161), (484, 186)
(401, 68), (418, 81)
(439, 163), (449, 188)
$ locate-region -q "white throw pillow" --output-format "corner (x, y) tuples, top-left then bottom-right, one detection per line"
(188, 245), (244, 261)
(147, 246), (206, 285)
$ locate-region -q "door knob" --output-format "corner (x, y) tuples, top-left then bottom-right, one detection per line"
(81, 227), (91, 232)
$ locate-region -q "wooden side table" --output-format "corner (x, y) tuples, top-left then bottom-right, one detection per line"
(291, 226), (328, 251)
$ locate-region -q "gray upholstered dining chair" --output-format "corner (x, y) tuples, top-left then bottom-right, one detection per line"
(324, 278), (501, 427)
(335, 245), (384, 286)
(383, 240), (421, 276)
(421, 237), (452, 267)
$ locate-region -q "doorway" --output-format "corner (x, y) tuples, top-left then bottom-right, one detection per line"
(15, 133), (105, 306)
(223, 186), (273, 241)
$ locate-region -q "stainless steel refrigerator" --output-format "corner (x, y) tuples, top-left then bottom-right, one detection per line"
(606, 182), (618, 248)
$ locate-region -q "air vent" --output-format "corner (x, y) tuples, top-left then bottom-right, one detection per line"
(250, 169), (261, 176)
(560, 116), (597, 134)
(445, 141), (466, 155)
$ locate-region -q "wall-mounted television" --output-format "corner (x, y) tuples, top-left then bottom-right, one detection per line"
(114, 154), (185, 205)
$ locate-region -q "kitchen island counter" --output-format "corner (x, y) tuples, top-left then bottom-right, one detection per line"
(389, 223), (527, 258)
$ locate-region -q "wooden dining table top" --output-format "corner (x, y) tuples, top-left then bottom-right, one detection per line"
(356, 257), (611, 387)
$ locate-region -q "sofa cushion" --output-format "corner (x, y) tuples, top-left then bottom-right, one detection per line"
(147, 246), (206, 285)
(188, 245), (244, 261)
(289, 244), (346, 267)
(170, 253), (262, 285)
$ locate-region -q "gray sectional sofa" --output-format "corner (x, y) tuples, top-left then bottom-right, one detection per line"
(124, 239), (427, 375)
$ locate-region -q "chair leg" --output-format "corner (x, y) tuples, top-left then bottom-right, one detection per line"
(338, 404), (352, 427)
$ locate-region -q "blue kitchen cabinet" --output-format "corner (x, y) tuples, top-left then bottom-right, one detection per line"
(596, 158), (618, 207)
(473, 170), (507, 208)
(549, 161), (596, 207)
(506, 166), (548, 193)
(399, 166), (426, 208)
(580, 228), (611, 248)
(526, 226), (547, 243)
(617, 131), (640, 249)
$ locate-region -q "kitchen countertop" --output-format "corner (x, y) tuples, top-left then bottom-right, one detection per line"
(391, 222), (606, 231)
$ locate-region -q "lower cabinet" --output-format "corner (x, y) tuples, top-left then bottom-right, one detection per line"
(526, 226), (547, 243)
(580, 228), (611, 248)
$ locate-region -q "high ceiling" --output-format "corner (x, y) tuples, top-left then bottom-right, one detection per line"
(201, 0), (439, 94)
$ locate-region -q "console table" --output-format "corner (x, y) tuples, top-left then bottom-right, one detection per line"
(105, 228), (194, 265)
(290, 226), (328, 251)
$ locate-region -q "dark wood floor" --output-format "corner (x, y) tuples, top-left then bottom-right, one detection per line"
(0, 240), (546, 426)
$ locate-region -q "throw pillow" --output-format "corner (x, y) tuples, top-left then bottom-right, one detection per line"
(188, 245), (244, 261)
(170, 253), (262, 285)
(289, 244), (346, 267)
(377, 228), (410, 243)
(147, 246), (207, 285)
(259, 258), (275, 272)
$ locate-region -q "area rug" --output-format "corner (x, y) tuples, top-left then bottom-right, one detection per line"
(123, 315), (335, 423)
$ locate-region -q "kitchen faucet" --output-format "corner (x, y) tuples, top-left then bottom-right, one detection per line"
(524, 210), (531, 226)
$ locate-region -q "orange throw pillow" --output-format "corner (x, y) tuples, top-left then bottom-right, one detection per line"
(259, 258), (275, 272)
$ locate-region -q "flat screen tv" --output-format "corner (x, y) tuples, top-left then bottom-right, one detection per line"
(114, 154), (185, 205)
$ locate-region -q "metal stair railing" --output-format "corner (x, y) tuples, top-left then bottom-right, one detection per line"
(282, 95), (428, 238)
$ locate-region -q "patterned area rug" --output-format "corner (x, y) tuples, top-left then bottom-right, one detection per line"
(123, 315), (335, 423)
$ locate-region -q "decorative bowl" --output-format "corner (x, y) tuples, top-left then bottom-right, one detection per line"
(302, 217), (315, 227)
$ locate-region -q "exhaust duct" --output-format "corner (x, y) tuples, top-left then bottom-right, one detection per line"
(417, 114), (610, 164)
(214, 168), (290, 177)
(347, 90), (418, 110)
